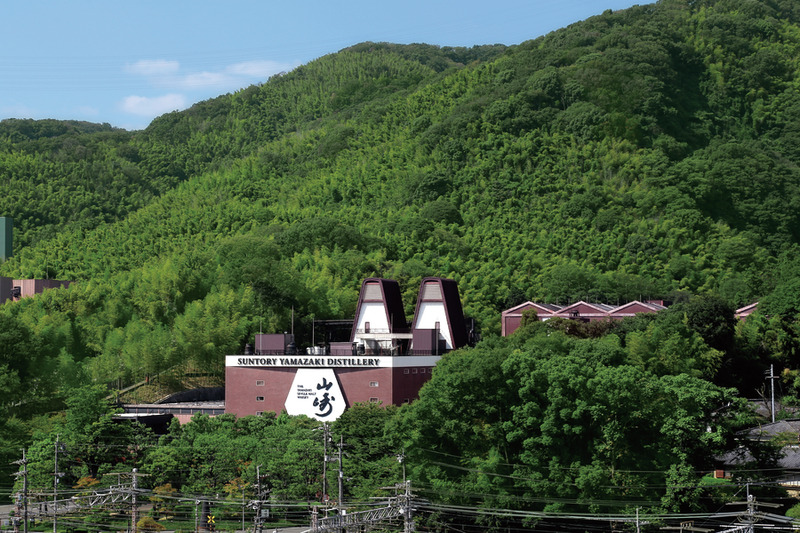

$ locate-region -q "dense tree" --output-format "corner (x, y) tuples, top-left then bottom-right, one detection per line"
(332, 402), (401, 501)
(397, 331), (744, 514)
(2, 0), (800, 518)
(15, 385), (153, 495)
(683, 294), (737, 351)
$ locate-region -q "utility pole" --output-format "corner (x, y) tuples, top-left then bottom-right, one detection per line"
(767, 364), (777, 423)
(725, 487), (781, 533)
(403, 480), (413, 533)
(337, 436), (344, 514)
(321, 423), (330, 508)
(397, 450), (406, 486)
(53, 436), (62, 533)
(12, 449), (29, 533)
(131, 468), (139, 533)
(255, 465), (262, 533)
(397, 449), (412, 532)
(253, 465), (269, 533)
(23, 454), (29, 533)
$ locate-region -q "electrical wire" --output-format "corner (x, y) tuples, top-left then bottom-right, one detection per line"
(7, 435), (798, 531)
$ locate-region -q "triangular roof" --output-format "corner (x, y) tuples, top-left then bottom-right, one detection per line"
(612, 300), (664, 315)
(558, 301), (611, 316)
(501, 301), (536, 314)
(350, 278), (407, 341)
(412, 277), (468, 349)
(501, 301), (563, 316)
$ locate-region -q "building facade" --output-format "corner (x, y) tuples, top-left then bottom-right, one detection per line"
(225, 277), (469, 420)
(0, 277), (72, 305)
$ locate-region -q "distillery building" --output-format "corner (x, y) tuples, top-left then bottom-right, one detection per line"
(225, 277), (470, 420)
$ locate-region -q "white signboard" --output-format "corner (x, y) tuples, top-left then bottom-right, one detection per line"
(227, 355), (441, 368)
(284, 368), (346, 421)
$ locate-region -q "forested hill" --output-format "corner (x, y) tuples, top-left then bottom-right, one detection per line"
(1, 0), (800, 409)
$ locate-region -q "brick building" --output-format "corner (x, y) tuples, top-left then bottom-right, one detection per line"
(225, 277), (470, 420)
(501, 300), (667, 336)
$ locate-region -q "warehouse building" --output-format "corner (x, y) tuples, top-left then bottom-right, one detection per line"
(501, 299), (668, 336)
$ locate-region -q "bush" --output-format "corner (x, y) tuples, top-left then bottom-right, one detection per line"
(137, 516), (166, 532)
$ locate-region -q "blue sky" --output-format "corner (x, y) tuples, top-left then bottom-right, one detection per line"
(1, 1), (642, 131)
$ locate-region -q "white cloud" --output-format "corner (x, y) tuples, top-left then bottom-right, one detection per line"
(125, 57), (295, 91)
(226, 60), (292, 78)
(180, 71), (229, 88)
(126, 59), (180, 76)
(121, 94), (186, 116)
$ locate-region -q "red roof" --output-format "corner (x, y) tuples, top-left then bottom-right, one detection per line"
(501, 299), (669, 336)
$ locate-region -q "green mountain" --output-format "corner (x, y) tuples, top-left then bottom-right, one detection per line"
(1, 0), (800, 413)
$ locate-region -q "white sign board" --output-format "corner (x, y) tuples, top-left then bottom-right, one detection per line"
(227, 355), (441, 368)
(284, 368), (346, 421)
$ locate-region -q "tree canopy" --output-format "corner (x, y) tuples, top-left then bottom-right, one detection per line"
(3, 0), (800, 524)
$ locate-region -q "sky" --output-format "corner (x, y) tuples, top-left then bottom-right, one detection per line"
(1, 1), (643, 131)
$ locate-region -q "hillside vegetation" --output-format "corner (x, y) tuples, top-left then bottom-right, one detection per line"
(3, 0), (800, 519)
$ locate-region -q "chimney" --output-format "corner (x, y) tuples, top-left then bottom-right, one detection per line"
(0, 217), (11, 260)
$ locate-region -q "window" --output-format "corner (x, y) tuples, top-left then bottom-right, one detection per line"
(403, 368), (410, 374)
(369, 381), (379, 387)
(369, 397), (379, 403)
(256, 380), (265, 386)
(420, 368), (426, 374)
(364, 321), (370, 333)
(256, 396), (264, 402)
(255, 411), (263, 416)
(412, 368), (418, 374)
(402, 398), (410, 404)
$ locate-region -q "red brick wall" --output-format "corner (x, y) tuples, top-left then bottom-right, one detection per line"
(391, 366), (434, 404)
(225, 367), (297, 417)
(225, 365), (436, 417)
